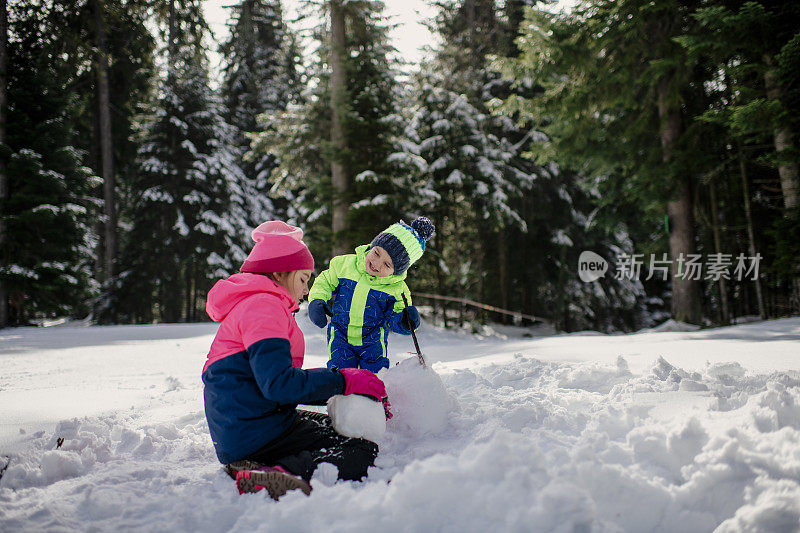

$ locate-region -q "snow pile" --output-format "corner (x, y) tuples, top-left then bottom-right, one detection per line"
(647, 319), (702, 332)
(0, 415), (212, 492)
(381, 357), (455, 437)
(328, 357), (455, 443)
(327, 394), (386, 442)
(1, 318), (800, 531)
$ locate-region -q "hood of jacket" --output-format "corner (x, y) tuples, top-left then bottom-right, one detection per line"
(206, 273), (299, 322)
(354, 244), (407, 285)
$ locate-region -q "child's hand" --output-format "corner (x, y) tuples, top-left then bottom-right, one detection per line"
(308, 299), (331, 328)
(338, 368), (387, 402)
(402, 306), (421, 330)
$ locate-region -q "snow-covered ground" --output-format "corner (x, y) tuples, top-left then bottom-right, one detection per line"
(1, 315), (800, 532)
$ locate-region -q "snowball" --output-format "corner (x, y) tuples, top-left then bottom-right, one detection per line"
(327, 394), (386, 442)
(381, 357), (455, 437)
(310, 462), (340, 487)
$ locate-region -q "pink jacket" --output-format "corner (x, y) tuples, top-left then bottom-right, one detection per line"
(204, 273), (305, 372)
(202, 272), (345, 464)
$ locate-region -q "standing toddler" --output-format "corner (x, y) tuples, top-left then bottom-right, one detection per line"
(308, 217), (435, 372)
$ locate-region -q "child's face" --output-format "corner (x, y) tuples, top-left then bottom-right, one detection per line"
(365, 246), (394, 277)
(274, 269), (312, 303)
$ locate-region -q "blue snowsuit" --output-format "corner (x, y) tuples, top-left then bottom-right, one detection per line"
(308, 245), (413, 372)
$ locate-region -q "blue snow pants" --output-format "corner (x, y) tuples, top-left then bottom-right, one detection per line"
(325, 325), (390, 373)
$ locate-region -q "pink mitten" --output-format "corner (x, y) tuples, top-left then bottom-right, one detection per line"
(339, 368), (386, 401)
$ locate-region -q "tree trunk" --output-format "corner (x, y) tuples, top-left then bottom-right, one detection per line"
(497, 228), (509, 323)
(764, 55), (800, 311)
(557, 245), (569, 331)
(466, 0), (476, 63)
(436, 258), (448, 328)
(0, 0), (7, 328)
(708, 177), (730, 324)
(329, 0), (349, 255)
(95, 0), (116, 284)
(737, 144), (767, 319)
(167, 0), (176, 80)
(658, 79), (702, 324)
(764, 55), (800, 212)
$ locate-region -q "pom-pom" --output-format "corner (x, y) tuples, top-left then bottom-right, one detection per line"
(411, 217), (435, 242)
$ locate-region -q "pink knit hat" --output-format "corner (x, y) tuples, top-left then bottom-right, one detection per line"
(240, 221), (314, 273)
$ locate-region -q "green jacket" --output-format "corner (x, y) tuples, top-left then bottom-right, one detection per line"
(309, 245), (412, 346)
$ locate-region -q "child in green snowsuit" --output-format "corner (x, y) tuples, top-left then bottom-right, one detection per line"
(307, 217), (435, 372)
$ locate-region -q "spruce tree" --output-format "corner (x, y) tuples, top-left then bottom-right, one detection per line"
(497, 0), (707, 324)
(62, 0), (156, 321)
(1, 0), (96, 324)
(251, 0), (403, 259)
(394, 62), (647, 331)
(219, 0), (301, 237)
(115, 0), (238, 322)
(680, 0), (800, 314)
(389, 0), (649, 331)
(392, 68), (532, 308)
(0, 0), (8, 327)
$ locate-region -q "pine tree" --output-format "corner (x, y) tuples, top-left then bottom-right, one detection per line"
(387, 0), (649, 331)
(434, 1), (550, 313)
(114, 0), (239, 322)
(392, 68), (532, 308)
(0, 0), (8, 327)
(680, 0), (800, 314)
(1, 0), (97, 324)
(61, 0), (156, 321)
(219, 0), (301, 238)
(497, 0), (707, 324)
(251, 0), (403, 259)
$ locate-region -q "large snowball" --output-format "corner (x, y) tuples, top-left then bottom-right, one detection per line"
(327, 394), (386, 442)
(381, 357), (455, 437)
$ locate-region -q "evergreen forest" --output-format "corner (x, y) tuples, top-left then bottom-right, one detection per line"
(1, 0), (798, 332)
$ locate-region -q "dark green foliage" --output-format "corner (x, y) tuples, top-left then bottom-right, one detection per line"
(495, 0), (800, 323)
(252, 0), (403, 259)
(219, 0), (301, 230)
(111, 0), (236, 323)
(392, 0), (648, 331)
(6, 0), (798, 328)
(2, 0), (98, 324)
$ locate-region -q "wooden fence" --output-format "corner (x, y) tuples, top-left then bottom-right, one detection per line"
(413, 292), (549, 327)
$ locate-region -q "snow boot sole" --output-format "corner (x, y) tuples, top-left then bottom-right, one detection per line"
(225, 460), (312, 500)
(224, 460), (265, 479)
(236, 469), (312, 500)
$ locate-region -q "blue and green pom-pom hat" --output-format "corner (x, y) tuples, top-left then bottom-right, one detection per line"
(370, 217), (435, 274)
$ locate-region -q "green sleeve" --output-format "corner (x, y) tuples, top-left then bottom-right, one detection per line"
(392, 282), (411, 313)
(309, 257), (342, 302)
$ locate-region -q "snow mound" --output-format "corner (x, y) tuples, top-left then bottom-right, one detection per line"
(705, 361), (747, 380)
(381, 357), (455, 437)
(3, 319), (800, 532)
(752, 383), (800, 432)
(327, 394), (386, 442)
(715, 478), (800, 532)
(648, 319), (702, 332)
(557, 355), (632, 393)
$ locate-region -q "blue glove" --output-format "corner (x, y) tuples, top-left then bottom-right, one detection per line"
(308, 299), (331, 328)
(402, 306), (420, 330)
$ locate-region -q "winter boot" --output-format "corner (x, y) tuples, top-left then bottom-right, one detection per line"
(224, 460), (265, 479)
(226, 461), (312, 500)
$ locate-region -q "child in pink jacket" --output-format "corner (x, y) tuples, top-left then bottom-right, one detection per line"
(203, 221), (388, 500)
